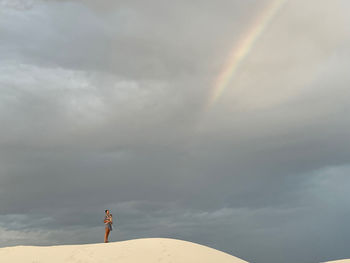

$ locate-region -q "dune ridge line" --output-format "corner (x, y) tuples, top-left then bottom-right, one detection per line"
(0, 238), (248, 263)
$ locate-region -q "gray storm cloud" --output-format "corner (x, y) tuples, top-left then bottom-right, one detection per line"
(1, 1), (350, 263)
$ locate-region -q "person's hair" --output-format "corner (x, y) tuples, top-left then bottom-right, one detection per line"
(105, 209), (109, 213)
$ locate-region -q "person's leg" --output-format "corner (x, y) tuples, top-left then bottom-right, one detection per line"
(104, 228), (110, 243)
(107, 227), (111, 242)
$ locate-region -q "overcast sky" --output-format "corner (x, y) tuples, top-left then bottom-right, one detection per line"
(1, 0), (350, 262)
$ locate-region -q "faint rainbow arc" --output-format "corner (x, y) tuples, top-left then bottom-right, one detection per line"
(208, 0), (287, 107)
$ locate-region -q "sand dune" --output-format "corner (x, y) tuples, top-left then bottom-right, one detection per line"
(0, 238), (248, 263)
(325, 260), (350, 263)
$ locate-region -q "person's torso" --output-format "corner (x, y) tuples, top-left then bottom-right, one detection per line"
(104, 214), (112, 224)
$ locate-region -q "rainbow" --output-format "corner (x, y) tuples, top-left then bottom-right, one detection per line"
(208, 0), (287, 107)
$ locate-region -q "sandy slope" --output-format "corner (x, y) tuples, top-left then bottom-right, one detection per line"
(324, 260), (350, 263)
(0, 238), (248, 263)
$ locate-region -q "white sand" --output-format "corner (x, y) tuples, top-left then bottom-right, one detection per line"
(324, 260), (350, 263)
(0, 238), (248, 263)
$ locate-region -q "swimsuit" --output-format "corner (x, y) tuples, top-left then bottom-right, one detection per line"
(104, 214), (113, 231)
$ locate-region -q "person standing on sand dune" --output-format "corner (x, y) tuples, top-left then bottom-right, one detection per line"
(104, 209), (113, 243)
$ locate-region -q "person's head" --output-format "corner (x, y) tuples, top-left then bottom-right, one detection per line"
(105, 209), (109, 214)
